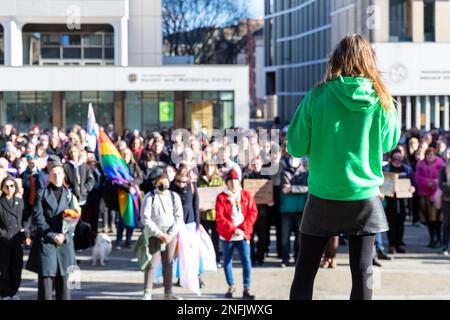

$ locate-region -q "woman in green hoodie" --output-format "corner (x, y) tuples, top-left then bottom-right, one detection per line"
(288, 34), (400, 300)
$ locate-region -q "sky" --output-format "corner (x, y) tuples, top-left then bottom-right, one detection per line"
(248, 0), (264, 18)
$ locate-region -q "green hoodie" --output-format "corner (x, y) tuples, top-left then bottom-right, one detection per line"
(287, 76), (400, 201)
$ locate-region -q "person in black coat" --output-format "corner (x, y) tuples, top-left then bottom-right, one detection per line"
(170, 166), (200, 227)
(0, 177), (25, 300)
(26, 164), (78, 300)
(63, 143), (95, 206)
(83, 159), (105, 245)
(383, 148), (416, 254)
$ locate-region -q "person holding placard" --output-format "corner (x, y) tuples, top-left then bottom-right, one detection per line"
(243, 156), (272, 266)
(383, 148), (416, 254)
(415, 147), (445, 248)
(198, 161), (225, 267)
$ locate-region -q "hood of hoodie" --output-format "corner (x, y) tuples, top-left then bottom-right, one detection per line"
(326, 76), (380, 113)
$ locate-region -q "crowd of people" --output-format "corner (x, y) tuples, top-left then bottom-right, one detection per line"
(1, 121), (450, 300)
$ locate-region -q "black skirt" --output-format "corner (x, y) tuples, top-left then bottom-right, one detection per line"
(299, 194), (389, 237)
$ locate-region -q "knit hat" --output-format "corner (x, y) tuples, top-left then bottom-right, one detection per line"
(226, 169), (239, 182)
(47, 155), (61, 163)
(25, 154), (38, 161)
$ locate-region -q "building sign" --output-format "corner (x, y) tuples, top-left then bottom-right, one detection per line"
(159, 101), (174, 122)
(373, 43), (450, 96)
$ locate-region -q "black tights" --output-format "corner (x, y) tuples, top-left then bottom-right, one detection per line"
(290, 233), (375, 300)
(427, 221), (442, 244)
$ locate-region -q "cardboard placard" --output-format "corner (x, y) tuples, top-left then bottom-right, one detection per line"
(243, 179), (273, 205)
(396, 178), (413, 198)
(380, 172), (396, 197)
(380, 172), (413, 198)
(198, 187), (224, 210)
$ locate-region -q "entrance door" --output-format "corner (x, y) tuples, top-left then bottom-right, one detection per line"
(187, 100), (214, 134)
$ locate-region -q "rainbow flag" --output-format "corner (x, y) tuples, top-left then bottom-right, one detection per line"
(99, 130), (140, 228)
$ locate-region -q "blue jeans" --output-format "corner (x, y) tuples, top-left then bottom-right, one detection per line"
(221, 239), (252, 290)
(116, 216), (134, 246)
(281, 213), (302, 264)
(375, 232), (385, 252)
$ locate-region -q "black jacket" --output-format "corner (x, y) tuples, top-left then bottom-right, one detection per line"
(439, 165), (450, 202)
(26, 186), (77, 277)
(63, 161), (95, 204)
(140, 164), (165, 194)
(0, 196), (25, 245)
(86, 166), (105, 206)
(281, 166), (309, 192)
(170, 182), (200, 226)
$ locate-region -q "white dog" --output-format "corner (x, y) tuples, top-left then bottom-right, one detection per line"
(92, 233), (112, 266)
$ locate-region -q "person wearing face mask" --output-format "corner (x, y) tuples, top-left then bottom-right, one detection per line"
(141, 174), (183, 300)
(140, 151), (165, 194)
(215, 169), (258, 300)
(438, 147), (450, 255)
(383, 148), (416, 254)
(280, 155), (308, 267)
(415, 147), (445, 248)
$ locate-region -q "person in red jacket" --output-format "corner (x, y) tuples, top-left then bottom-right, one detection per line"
(215, 169), (258, 300)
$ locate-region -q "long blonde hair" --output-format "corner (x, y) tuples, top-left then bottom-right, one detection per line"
(320, 34), (393, 112)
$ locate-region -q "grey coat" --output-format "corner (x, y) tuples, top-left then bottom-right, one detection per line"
(26, 186), (77, 277)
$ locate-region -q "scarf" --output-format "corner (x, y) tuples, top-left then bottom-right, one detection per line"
(224, 186), (245, 239)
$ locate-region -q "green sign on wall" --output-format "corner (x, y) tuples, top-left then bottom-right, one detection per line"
(159, 102), (174, 122)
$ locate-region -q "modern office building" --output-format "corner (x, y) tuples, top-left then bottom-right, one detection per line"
(264, 0), (450, 130)
(0, 0), (249, 133)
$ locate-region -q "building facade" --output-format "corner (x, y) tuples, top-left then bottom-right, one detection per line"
(0, 0), (250, 133)
(265, 0), (450, 130)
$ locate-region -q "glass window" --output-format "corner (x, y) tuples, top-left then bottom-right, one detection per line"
(104, 34), (114, 46)
(42, 34), (60, 46)
(63, 48), (81, 59)
(84, 48), (102, 59)
(126, 92), (143, 131)
(65, 92), (113, 128)
(22, 27), (114, 65)
(389, 0), (412, 42)
(82, 34), (102, 46)
(220, 91), (234, 101)
(4, 92), (52, 132)
(61, 34), (81, 46)
(105, 48), (114, 60)
(42, 47), (60, 59)
(203, 91), (218, 100)
(190, 92), (202, 100)
(424, 0), (435, 42)
(142, 92), (159, 131)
